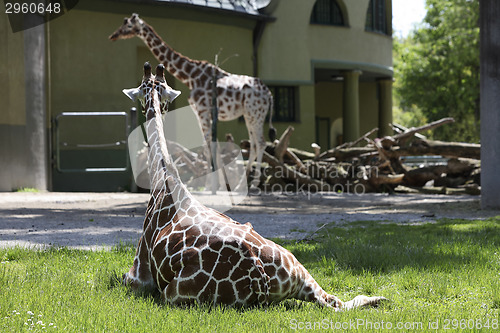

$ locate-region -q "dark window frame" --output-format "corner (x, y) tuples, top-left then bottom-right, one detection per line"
(365, 0), (389, 35)
(310, 0), (345, 26)
(268, 86), (299, 123)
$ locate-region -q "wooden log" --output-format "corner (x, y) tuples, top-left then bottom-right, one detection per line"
(311, 143), (321, 159)
(393, 117), (455, 144)
(434, 176), (467, 188)
(321, 147), (377, 161)
(285, 149), (307, 174)
(225, 133), (235, 144)
(368, 173), (405, 186)
(289, 147), (316, 161)
(319, 128), (378, 160)
(344, 127), (378, 148)
(378, 118), (454, 149)
(386, 139), (480, 160)
(446, 158), (476, 176)
(391, 123), (426, 139)
(262, 151), (330, 191)
(248, 141), (317, 162)
(403, 165), (448, 187)
(168, 141), (208, 177)
(275, 125), (294, 162)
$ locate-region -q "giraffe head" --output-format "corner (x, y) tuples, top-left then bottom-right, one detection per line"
(123, 62), (181, 119)
(109, 13), (144, 41)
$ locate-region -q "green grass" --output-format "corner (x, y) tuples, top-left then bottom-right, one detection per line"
(13, 187), (39, 193)
(1, 218), (499, 332)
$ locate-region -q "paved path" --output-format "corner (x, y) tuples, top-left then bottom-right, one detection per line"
(0, 192), (497, 250)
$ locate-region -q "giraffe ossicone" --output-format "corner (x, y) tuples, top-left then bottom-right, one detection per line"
(111, 13), (276, 186)
(123, 63), (181, 114)
(120, 62), (387, 310)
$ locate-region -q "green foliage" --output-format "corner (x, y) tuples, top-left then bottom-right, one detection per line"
(1, 218), (499, 332)
(394, 0), (480, 142)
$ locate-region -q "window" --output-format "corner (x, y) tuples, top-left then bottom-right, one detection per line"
(365, 0), (389, 35)
(268, 86), (298, 122)
(310, 0), (345, 26)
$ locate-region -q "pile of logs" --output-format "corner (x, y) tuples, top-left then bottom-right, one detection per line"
(241, 117), (481, 195)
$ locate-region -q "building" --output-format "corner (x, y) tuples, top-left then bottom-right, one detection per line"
(0, 0), (393, 191)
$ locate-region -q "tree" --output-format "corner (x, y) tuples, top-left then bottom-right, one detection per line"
(394, 0), (480, 142)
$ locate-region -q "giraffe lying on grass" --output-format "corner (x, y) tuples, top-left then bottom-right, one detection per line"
(111, 13), (276, 184)
(122, 62), (386, 310)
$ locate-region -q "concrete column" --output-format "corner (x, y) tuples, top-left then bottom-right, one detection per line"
(480, 0), (500, 209)
(24, 15), (48, 190)
(342, 70), (362, 142)
(378, 79), (393, 137)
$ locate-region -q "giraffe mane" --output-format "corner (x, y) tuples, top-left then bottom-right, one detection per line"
(140, 20), (229, 75)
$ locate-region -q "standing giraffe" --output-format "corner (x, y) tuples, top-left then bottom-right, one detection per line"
(110, 13), (276, 183)
(121, 62), (386, 309)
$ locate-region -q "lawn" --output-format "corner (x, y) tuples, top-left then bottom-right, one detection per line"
(1, 218), (499, 332)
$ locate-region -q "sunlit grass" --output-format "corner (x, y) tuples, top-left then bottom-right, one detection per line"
(1, 218), (499, 332)
(13, 187), (39, 193)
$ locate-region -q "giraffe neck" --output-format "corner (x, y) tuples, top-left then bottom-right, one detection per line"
(138, 23), (227, 90)
(144, 91), (191, 207)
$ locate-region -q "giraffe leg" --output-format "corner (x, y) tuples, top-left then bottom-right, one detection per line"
(296, 278), (343, 310)
(188, 96), (212, 161)
(341, 295), (388, 310)
(162, 277), (195, 306)
(307, 293), (387, 311)
(296, 276), (387, 311)
(243, 115), (266, 187)
(188, 97), (219, 190)
(246, 143), (258, 186)
(161, 265), (207, 306)
(252, 126), (267, 188)
(122, 237), (158, 294)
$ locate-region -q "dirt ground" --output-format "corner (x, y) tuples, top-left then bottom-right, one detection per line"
(0, 191), (498, 250)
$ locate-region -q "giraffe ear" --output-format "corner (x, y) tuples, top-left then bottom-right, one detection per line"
(161, 87), (181, 103)
(122, 87), (143, 102)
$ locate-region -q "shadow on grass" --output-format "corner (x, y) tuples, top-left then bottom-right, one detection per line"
(286, 217), (500, 275)
(97, 259), (317, 312)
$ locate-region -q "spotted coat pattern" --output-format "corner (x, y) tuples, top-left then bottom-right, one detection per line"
(121, 63), (386, 310)
(110, 13), (276, 180)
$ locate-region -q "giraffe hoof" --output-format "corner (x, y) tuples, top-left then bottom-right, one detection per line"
(341, 295), (389, 310)
(365, 296), (389, 307)
(122, 273), (129, 286)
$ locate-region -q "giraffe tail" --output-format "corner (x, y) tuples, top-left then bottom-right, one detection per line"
(268, 94), (277, 142)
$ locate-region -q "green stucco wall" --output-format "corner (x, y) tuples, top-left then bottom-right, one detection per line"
(1, 11), (49, 191)
(259, 0), (392, 83)
(0, 11), (26, 126)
